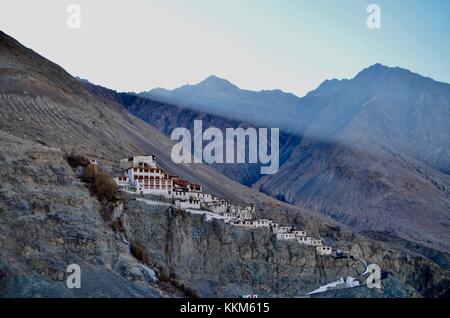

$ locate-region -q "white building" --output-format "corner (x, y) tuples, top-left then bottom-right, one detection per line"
(172, 188), (215, 204)
(172, 189), (192, 201)
(276, 233), (297, 241)
(115, 155), (266, 225)
(292, 229), (307, 237)
(174, 198), (201, 210)
(311, 239), (323, 246)
(253, 219), (272, 228)
(193, 191), (213, 202)
(228, 204), (255, 214)
(273, 226), (292, 234)
(233, 220), (265, 228)
(188, 183), (203, 193)
(316, 246), (332, 255)
(224, 211), (253, 220)
(226, 204), (255, 220)
(298, 236), (312, 245)
(115, 156), (173, 197)
(120, 155), (157, 170)
(205, 200), (228, 213)
(333, 249), (351, 258)
(232, 220), (255, 227)
(232, 219), (270, 227)
(115, 155), (225, 204)
(124, 166), (173, 197)
(114, 176), (130, 189)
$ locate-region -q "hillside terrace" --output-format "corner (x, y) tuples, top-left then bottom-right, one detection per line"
(111, 155), (344, 257)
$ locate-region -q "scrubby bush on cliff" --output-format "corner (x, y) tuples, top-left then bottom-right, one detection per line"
(129, 240), (200, 298)
(111, 217), (125, 233)
(171, 280), (200, 298)
(66, 153), (121, 223)
(67, 154), (90, 168)
(130, 240), (152, 264)
(90, 171), (121, 222)
(93, 171), (119, 203)
(83, 163), (98, 183)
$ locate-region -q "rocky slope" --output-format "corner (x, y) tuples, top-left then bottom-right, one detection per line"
(253, 138), (450, 253)
(0, 131), (176, 297)
(0, 30), (273, 204)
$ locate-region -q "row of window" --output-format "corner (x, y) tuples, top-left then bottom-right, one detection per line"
(142, 185), (169, 190)
(133, 167), (161, 172)
(134, 175), (172, 181)
(137, 179), (172, 183)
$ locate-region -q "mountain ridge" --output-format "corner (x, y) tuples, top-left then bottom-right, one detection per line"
(116, 62), (450, 253)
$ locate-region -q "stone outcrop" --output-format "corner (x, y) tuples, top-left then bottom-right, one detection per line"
(0, 132), (178, 297)
(122, 199), (450, 297)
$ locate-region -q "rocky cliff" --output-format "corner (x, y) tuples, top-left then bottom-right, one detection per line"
(0, 131), (176, 297)
(120, 198), (449, 297)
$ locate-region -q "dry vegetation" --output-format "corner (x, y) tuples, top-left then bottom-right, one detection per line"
(66, 153), (121, 221)
(67, 154), (90, 168)
(130, 240), (199, 298)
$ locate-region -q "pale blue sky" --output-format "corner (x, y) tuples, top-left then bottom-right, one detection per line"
(0, 0), (449, 96)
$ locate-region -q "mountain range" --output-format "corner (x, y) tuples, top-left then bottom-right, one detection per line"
(107, 65), (450, 253)
(142, 66), (450, 175)
(141, 75), (304, 133)
(1, 29), (449, 297)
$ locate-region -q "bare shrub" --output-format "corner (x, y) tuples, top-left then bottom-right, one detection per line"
(67, 154), (90, 168)
(93, 172), (119, 203)
(130, 240), (152, 264)
(100, 204), (115, 221)
(111, 217), (125, 233)
(84, 163), (98, 183)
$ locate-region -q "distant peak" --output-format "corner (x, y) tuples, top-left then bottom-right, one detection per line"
(198, 75), (238, 90)
(356, 63), (412, 78)
(357, 63), (390, 75)
(352, 63), (416, 83)
(205, 75), (222, 81)
(368, 63), (388, 70)
(203, 75), (226, 82)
